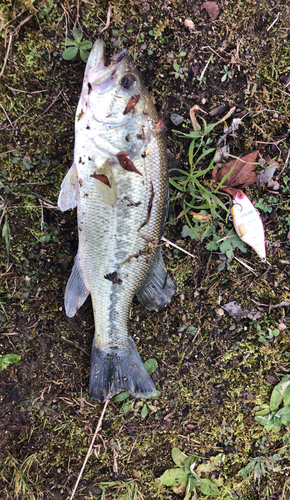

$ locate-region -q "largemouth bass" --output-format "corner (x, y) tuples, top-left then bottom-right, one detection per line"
(58, 40), (175, 402)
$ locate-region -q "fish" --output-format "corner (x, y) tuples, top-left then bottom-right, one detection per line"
(58, 40), (175, 402)
(231, 191), (266, 259)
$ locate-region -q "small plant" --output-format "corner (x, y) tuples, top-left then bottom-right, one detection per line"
(62, 28), (92, 62)
(256, 324), (280, 344)
(156, 448), (225, 498)
(255, 374), (290, 432)
(172, 61), (188, 80)
(0, 354), (20, 371)
(221, 65), (232, 82)
(115, 359), (159, 418)
(2, 213), (10, 268)
(238, 454), (281, 483)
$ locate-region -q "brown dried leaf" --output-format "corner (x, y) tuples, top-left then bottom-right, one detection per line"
(123, 94), (140, 115)
(265, 375), (279, 386)
(90, 173), (111, 187)
(190, 211), (212, 220)
(212, 150), (259, 188)
(156, 114), (166, 133)
(219, 186), (240, 196)
(201, 1), (219, 19)
(117, 151), (143, 176)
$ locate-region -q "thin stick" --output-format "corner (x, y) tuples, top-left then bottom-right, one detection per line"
(0, 34), (12, 78)
(234, 257), (257, 275)
(99, 3), (111, 33)
(161, 236), (195, 259)
(5, 84), (48, 94)
(267, 12), (280, 31)
(69, 399), (110, 500)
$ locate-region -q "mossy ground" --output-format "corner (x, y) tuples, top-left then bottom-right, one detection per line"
(0, 1), (290, 499)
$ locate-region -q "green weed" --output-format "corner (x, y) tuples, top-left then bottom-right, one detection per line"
(0, 353), (20, 371)
(255, 375), (290, 432)
(238, 454), (281, 483)
(156, 448), (225, 498)
(62, 28), (92, 62)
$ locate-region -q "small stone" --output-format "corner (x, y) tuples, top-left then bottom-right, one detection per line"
(180, 294), (185, 300)
(267, 179), (280, 190)
(273, 112), (279, 119)
(170, 113), (184, 125)
(279, 323), (287, 331)
(201, 98), (207, 104)
(216, 308), (224, 316)
(184, 19), (195, 30)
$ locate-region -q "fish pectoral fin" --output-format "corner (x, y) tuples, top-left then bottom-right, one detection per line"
(91, 161), (117, 206)
(137, 249), (175, 310)
(58, 163), (78, 211)
(64, 254), (89, 317)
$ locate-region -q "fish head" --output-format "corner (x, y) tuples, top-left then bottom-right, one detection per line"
(78, 40), (150, 126)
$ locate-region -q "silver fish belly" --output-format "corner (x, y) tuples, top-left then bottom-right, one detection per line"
(58, 40), (175, 402)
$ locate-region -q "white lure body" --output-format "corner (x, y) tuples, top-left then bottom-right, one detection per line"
(231, 191), (266, 259)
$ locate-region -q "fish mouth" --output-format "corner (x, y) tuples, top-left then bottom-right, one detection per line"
(85, 40), (129, 88)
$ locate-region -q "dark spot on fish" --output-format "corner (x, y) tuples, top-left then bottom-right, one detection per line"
(104, 271), (122, 285)
(79, 157), (82, 163)
(90, 173), (111, 188)
(117, 151), (143, 176)
(143, 109), (149, 116)
(88, 156), (92, 161)
(88, 82), (92, 94)
(86, 125), (90, 129)
(138, 181), (154, 231)
(125, 134), (131, 142)
(123, 196), (141, 207)
(123, 248), (151, 264)
(123, 94), (140, 115)
(84, 193), (88, 197)
(77, 109), (84, 121)
(141, 152), (147, 158)
(137, 133), (146, 140)
(106, 114), (112, 118)
(79, 178), (83, 187)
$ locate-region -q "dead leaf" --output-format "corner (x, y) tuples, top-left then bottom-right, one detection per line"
(217, 186), (240, 196)
(256, 159), (279, 189)
(123, 94), (140, 115)
(189, 104), (206, 131)
(117, 151), (143, 176)
(201, 1), (219, 19)
(222, 301), (263, 321)
(156, 114), (166, 133)
(90, 173), (111, 187)
(209, 103), (229, 117)
(212, 150), (259, 190)
(264, 375), (279, 385)
(190, 211), (212, 220)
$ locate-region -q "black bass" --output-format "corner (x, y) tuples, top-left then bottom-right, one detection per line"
(58, 40), (175, 402)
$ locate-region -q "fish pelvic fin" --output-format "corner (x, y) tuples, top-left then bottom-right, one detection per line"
(89, 337), (156, 402)
(64, 254), (89, 317)
(137, 249), (175, 310)
(58, 163), (78, 211)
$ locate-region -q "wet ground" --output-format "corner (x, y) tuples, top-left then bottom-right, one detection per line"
(0, 1), (290, 499)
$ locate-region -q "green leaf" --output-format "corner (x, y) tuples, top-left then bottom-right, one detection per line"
(173, 62), (179, 72)
(72, 28), (82, 43)
(0, 354), (20, 371)
(62, 46), (78, 60)
(157, 468), (189, 487)
(80, 49), (90, 63)
(255, 404), (271, 416)
(80, 40), (92, 50)
(282, 385), (290, 406)
(115, 391), (130, 402)
(141, 403), (148, 419)
(254, 412), (275, 427)
(64, 38), (77, 47)
(199, 478), (220, 496)
(182, 224), (200, 240)
(184, 455), (198, 473)
(187, 474), (197, 492)
(144, 358), (158, 375)
(172, 448), (188, 467)
(270, 385), (284, 411)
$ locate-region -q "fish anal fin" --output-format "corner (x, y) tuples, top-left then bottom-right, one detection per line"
(58, 163), (78, 211)
(91, 161), (117, 206)
(90, 337), (156, 402)
(64, 254), (89, 317)
(137, 250), (175, 310)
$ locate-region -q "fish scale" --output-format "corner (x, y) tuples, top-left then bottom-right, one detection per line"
(58, 40), (175, 401)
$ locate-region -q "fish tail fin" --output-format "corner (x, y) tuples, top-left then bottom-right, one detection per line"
(89, 337), (156, 402)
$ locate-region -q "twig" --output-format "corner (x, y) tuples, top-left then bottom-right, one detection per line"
(42, 90), (63, 116)
(12, 14), (33, 36)
(161, 236), (195, 259)
(5, 84), (48, 95)
(42, 332), (90, 357)
(267, 12), (280, 31)
(99, 3), (111, 33)
(69, 399), (110, 500)
(234, 256), (257, 275)
(0, 34), (12, 79)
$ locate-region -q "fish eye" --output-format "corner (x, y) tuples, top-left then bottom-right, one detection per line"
(237, 192), (244, 199)
(121, 74), (135, 89)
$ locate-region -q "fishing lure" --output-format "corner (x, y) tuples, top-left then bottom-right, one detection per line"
(231, 191), (266, 260)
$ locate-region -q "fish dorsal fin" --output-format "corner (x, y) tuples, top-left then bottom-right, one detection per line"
(58, 163), (78, 211)
(91, 160), (117, 207)
(65, 254), (89, 317)
(137, 249), (175, 310)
